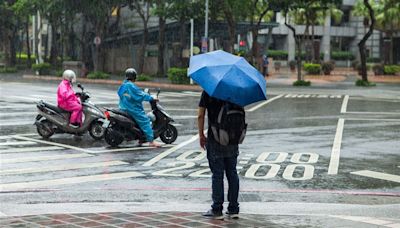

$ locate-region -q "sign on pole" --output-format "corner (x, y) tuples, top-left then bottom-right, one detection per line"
(94, 36), (101, 46)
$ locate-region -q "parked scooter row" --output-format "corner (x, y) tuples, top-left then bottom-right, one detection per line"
(35, 84), (178, 146)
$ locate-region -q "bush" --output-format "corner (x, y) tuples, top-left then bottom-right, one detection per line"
(168, 67), (189, 84)
(351, 60), (359, 70)
(55, 69), (63, 77)
(304, 63), (321, 75)
(367, 57), (381, 63)
(383, 65), (400, 75)
(288, 60), (296, 70)
(32, 62), (51, 75)
(87, 71), (110, 79)
(356, 79), (376, 87)
(0, 67), (17, 73)
(372, 64), (384, 75)
(321, 61), (335, 75)
(331, 51), (355, 61)
(268, 50), (288, 60)
(293, 80), (311, 86)
(137, 74), (152, 81)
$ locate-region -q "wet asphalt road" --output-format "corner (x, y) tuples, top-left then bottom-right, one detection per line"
(0, 79), (399, 225)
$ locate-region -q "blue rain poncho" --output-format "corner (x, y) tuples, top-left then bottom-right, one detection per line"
(118, 80), (154, 142)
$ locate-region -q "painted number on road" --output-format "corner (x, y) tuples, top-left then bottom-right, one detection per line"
(245, 152), (319, 180)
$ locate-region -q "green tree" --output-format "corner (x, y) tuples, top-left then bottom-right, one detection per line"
(353, 0), (400, 64)
(0, 0), (18, 67)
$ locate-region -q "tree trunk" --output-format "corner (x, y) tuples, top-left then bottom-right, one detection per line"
(285, 18), (303, 81)
(221, 0), (235, 53)
(358, 0), (375, 82)
(49, 23), (58, 66)
(157, 15), (166, 77)
(25, 17), (32, 67)
(138, 24), (148, 74)
(179, 20), (186, 67)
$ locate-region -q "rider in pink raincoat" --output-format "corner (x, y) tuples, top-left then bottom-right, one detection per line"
(57, 70), (82, 127)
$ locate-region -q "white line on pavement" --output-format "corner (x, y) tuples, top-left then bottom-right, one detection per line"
(0, 171), (144, 192)
(0, 161), (128, 175)
(345, 118), (400, 122)
(89, 144), (174, 153)
(0, 141), (37, 146)
(0, 146), (64, 154)
(1, 153), (92, 164)
(341, 95), (349, 113)
(247, 94), (284, 112)
(143, 135), (199, 167)
(351, 170), (400, 183)
(345, 111), (400, 115)
(328, 118), (345, 175)
(0, 121), (34, 127)
(12, 135), (91, 153)
(0, 112), (37, 117)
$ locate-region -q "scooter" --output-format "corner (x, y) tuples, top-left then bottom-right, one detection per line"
(35, 83), (106, 140)
(102, 89), (178, 147)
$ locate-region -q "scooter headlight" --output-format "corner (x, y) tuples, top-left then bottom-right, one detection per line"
(147, 112), (156, 122)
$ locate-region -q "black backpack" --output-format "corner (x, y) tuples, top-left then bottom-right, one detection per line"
(211, 102), (247, 146)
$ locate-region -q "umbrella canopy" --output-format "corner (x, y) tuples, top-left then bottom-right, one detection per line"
(189, 50), (267, 107)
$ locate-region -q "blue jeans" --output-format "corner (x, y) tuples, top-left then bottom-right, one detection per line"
(206, 137), (239, 213)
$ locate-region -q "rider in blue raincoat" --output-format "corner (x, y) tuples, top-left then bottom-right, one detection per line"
(118, 68), (161, 147)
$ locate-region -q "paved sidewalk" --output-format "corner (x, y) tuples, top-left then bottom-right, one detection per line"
(3, 211), (400, 228)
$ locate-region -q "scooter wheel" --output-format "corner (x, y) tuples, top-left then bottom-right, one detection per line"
(160, 124), (178, 144)
(89, 121), (105, 140)
(36, 119), (54, 139)
(104, 127), (124, 147)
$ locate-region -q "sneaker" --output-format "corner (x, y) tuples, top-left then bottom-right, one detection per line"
(225, 211), (239, 219)
(202, 209), (224, 220)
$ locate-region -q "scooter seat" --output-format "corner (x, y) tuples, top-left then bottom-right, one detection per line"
(41, 101), (70, 114)
(110, 109), (132, 119)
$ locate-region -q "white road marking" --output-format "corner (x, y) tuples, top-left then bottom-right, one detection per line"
(317, 95), (329, 98)
(328, 118), (345, 175)
(0, 141), (37, 146)
(143, 135), (199, 167)
(0, 146), (64, 153)
(0, 105), (34, 109)
(239, 161), (249, 165)
(1, 153), (92, 164)
(174, 115), (197, 120)
(351, 170), (400, 183)
(0, 161), (128, 175)
(345, 111), (400, 115)
(89, 144), (174, 153)
(0, 112), (37, 117)
(340, 95), (349, 113)
(12, 135), (91, 153)
(165, 108), (198, 111)
(247, 94), (284, 112)
(7, 96), (39, 102)
(345, 118), (400, 122)
(330, 215), (399, 227)
(0, 121), (34, 126)
(0, 171), (144, 192)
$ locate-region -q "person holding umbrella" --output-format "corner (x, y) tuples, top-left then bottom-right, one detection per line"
(190, 50), (267, 220)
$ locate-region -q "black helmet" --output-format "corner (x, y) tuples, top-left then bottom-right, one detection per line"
(125, 68), (137, 80)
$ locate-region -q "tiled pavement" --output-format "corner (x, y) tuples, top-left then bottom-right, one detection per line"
(0, 212), (277, 228)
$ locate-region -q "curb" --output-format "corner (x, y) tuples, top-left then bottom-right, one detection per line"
(22, 75), (203, 92)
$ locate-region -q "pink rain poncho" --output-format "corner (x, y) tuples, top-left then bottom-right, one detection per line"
(57, 79), (83, 126)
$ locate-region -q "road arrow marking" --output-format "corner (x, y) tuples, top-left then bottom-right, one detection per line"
(351, 170), (400, 183)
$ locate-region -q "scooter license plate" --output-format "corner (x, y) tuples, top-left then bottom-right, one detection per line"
(102, 120), (110, 128)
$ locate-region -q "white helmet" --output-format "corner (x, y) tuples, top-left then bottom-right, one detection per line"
(62, 70), (76, 83)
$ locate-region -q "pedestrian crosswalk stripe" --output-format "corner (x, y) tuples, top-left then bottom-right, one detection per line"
(0, 121), (33, 127)
(0, 161), (128, 175)
(0, 171), (144, 192)
(0, 112), (37, 117)
(0, 141), (37, 146)
(283, 94), (342, 98)
(0, 146), (64, 153)
(2, 153), (92, 164)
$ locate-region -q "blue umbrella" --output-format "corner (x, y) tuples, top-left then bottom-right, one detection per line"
(188, 50), (267, 107)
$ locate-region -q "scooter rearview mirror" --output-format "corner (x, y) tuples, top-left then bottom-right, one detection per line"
(77, 83), (84, 90)
(144, 88), (149, 94)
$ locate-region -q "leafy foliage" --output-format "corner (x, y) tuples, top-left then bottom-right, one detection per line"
(331, 51), (355, 60)
(356, 79), (376, 86)
(87, 71), (110, 79)
(321, 61), (335, 75)
(168, 68), (189, 84)
(137, 74), (152, 81)
(0, 67), (18, 73)
(268, 50), (288, 60)
(32, 63), (52, 75)
(383, 65), (400, 75)
(304, 63), (321, 75)
(293, 80), (311, 86)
